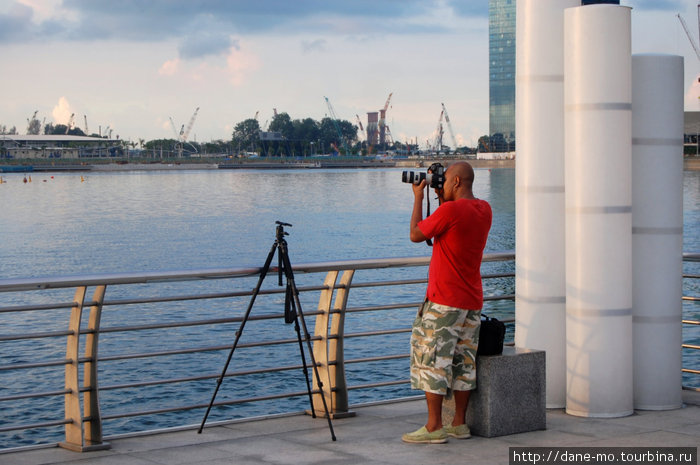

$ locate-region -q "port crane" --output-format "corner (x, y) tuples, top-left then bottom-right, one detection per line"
(168, 107), (200, 157)
(433, 109), (445, 154)
(65, 113), (75, 134)
(377, 92), (393, 149)
(324, 96), (351, 156)
(677, 11), (700, 61)
(441, 103), (459, 153)
(26, 111), (40, 135)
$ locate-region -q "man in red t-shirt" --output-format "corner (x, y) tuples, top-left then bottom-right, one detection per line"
(402, 161), (492, 444)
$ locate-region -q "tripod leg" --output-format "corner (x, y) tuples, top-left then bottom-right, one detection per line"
(198, 240), (279, 434)
(279, 242), (337, 441)
(290, 303), (317, 418)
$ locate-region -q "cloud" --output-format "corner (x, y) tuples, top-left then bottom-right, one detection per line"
(301, 39), (327, 54)
(159, 58), (180, 76)
(226, 45), (260, 86)
(0, 2), (33, 42)
(179, 33), (239, 60)
(626, 0), (685, 11)
(1, 0), (455, 44)
(685, 73), (700, 111)
(52, 97), (74, 125)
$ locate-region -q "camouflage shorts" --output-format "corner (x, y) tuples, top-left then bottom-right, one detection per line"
(410, 300), (481, 395)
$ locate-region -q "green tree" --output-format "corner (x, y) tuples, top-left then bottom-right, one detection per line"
(268, 112), (294, 139)
(232, 118), (260, 154)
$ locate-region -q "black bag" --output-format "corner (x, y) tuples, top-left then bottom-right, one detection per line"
(477, 314), (505, 356)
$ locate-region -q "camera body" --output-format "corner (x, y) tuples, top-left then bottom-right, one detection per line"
(401, 163), (445, 189)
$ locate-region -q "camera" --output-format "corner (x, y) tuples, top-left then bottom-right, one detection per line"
(401, 163), (445, 189)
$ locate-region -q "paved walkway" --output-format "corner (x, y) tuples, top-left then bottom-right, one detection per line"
(3, 391), (698, 465)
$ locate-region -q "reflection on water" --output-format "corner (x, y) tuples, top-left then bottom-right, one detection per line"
(0, 167), (696, 449)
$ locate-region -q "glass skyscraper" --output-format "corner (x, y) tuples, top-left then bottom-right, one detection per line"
(489, 0), (515, 152)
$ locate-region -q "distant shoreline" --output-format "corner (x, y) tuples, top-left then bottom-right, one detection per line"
(3, 157), (700, 173)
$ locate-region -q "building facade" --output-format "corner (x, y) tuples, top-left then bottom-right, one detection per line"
(489, 0), (516, 152)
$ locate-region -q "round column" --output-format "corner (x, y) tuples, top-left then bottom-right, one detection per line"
(515, 0), (579, 409)
(564, 4), (633, 418)
(631, 54), (684, 410)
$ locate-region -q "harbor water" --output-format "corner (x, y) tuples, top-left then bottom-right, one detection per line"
(0, 167), (697, 449)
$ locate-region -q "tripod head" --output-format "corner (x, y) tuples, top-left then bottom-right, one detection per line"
(275, 221), (292, 242)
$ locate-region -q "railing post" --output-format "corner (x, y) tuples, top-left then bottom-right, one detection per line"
(83, 285), (108, 448)
(311, 271), (338, 416)
(328, 270), (355, 417)
(59, 286), (110, 452)
(311, 270), (356, 418)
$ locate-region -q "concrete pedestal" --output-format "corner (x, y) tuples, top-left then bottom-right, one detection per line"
(442, 347), (546, 437)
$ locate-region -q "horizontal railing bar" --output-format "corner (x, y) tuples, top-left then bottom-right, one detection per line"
(100, 284), (329, 308)
(0, 389), (69, 402)
(0, 330), (72, 342)
(0, 253), (518, 293)
(0, 359), (70, 372)
(0, 419), (71, 434)
(345, 302), (421, 313)
(683, 296), (699, 302)
(101, 389), (322, 421)
(347, 379), (410, 391)
(94, 363), (312, 392)
(93, 310), (322, 335)
(682, 344), (700, 350)
(0, 301), (76, 313)
(485, 294), (515, 301)
(683, 274), (699, 279)
(340, 273), (511, 292)
(684, 252), (700, 262)
(344, 328), (411, 339)
(682, 369), (700, 375)
(344, 354), (408, 364)
(683, 319), (700, 325)
(97, 336), (321, 363)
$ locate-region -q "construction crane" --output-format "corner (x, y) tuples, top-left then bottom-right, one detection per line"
(677, 12), (700, 61)
(441, 103), (458, 153)
(324, 96), (351, 156)
(26, 111), (40, 135)
(355, 114), (364, 132)
(182, 107), (199, 142)
(168, 117), (179, 139)
(65, 113), (75, 134)
(433, 109), (445, 154)
(377, 92), (393, 148)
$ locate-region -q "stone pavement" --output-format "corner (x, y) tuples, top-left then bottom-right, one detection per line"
(2, 391), (698, 465)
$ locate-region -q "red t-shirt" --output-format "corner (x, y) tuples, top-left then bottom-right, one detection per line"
(418, 198), (492, 309)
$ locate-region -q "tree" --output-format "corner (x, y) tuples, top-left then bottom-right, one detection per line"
(232, 118), (261, 154)
(0, 125), (17, 135)
(268, 112), (294, 139)
(477, 135), (490, 152)
(27, 118), (41, 135)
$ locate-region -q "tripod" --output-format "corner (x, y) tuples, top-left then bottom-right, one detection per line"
(198, 221), (336, 441)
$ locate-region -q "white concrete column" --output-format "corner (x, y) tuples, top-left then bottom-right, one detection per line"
(631, 54), (684, 410)
(564, 4), (633, 417)
(515, 0), (579, 409)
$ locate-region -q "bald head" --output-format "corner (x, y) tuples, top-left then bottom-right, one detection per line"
(440, 161), (475, 201)
(449, 161), (474, 190)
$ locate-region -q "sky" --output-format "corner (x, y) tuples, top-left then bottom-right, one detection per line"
(1, 0), (699, 148)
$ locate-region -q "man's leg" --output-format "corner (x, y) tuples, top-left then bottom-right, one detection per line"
(425, 391), (444, 432)
(452, 389), (471, 426)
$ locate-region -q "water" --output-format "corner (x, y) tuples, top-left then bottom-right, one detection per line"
(0, 167), (697, 449)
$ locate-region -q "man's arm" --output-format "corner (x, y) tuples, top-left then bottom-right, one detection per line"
(410, 181), (428, 243)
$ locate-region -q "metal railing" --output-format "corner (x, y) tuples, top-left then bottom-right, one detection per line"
(0, 251), (697, 453)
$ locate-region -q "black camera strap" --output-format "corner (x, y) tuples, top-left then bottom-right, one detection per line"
(425, 184), (433, 247)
